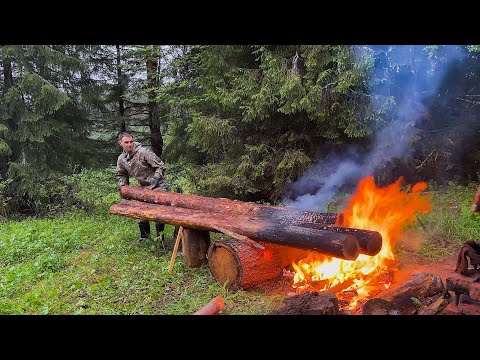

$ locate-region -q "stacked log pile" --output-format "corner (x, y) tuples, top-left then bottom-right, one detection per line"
(110, 186), (383, 290)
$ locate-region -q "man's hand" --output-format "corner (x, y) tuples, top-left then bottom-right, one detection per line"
(147, 177), (161, 189)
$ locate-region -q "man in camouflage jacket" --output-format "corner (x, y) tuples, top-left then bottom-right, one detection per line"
(116, 131), (167, 242)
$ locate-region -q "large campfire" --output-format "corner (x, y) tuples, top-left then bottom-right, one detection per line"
(290, 176), (432, 310)
(110, 176), (478, 315)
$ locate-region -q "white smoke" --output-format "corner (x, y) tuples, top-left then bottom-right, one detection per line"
(284, 45), (467, 211)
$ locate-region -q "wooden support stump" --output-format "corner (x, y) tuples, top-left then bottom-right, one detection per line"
(207, 238), (310, 291)
(182, 228), (210, 268)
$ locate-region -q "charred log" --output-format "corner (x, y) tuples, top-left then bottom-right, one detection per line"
(110, 200), (360, 260)
(271, 291), (339, 315)
(362, 272), (445, 315)
(301, 224), (382, 256)
(445, 271), (480, 305)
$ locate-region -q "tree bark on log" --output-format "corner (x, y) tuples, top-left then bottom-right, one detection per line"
(119, 185), (342, 226)
(207, 238), (312, 291)
(182, 229), (210, 267)
(110, 199), (360, 260)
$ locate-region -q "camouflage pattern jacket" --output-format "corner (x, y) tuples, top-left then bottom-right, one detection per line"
(116, 142), (167, 190)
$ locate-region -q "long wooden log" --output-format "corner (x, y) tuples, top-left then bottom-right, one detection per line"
(110, 199), (360, 260)
(208, 238), (312, 291)
(120, 185), (342, 225)
(118, 186), (381, 257)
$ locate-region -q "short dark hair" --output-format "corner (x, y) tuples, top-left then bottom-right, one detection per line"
(118, 132), (134, 141)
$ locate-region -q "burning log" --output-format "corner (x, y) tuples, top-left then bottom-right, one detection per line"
(110, 199), (360, 260)
(301, 224), (382, 256)
(207, 238), (312, 291)
(119, 185), (342, 226)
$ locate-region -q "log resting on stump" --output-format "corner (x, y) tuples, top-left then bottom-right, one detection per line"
(110, 199), (360, 260)
(119, 185), (342, 226)
(208, 238), (312, 291)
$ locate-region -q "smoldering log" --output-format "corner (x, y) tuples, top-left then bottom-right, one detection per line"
(119, 185), (342, 226)
(208, 238), (312, 291)
(361, 272), (445, 315)
(301, 224), (382, 256)
(110, 199), (360, 260)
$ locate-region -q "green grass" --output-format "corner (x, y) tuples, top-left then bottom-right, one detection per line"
(412, 182), (480, 258)
(2, 179), (480, 314)
(0, 210), (283, 314)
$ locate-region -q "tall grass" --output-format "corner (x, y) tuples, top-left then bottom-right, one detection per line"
(414, 182), (480, 258)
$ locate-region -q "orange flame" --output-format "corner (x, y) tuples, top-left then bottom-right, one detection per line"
(292, 176), (432, 307)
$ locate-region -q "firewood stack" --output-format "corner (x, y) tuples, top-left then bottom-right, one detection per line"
(110, 186), (383, 291)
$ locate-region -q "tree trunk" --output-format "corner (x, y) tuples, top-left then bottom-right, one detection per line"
(2, 58), (17, 178)
(116, 45), (126, 133)
(207, 238), (310, 291)
(182, 228), (210, 267)
(145, 46), (163, 157)
(110, 199), (360, 260)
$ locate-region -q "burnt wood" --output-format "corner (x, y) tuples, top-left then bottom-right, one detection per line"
(301, 224), (382, 256)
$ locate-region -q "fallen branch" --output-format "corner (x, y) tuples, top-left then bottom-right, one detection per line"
(193, 295), (225, 315)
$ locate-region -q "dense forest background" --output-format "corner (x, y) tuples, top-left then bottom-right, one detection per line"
(1, 45), (480, 218)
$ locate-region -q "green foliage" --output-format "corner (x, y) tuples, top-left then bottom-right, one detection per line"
(0, 167), (119, 217)
(66, 168), (120, 213)
(415, 182), (480, 258)
(164, 45), (378, 202)
(0, 45), (112, 215)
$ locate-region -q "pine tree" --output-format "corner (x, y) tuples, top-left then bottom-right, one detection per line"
(0, 45), (106, 213)
(163, 45), (378, 202)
